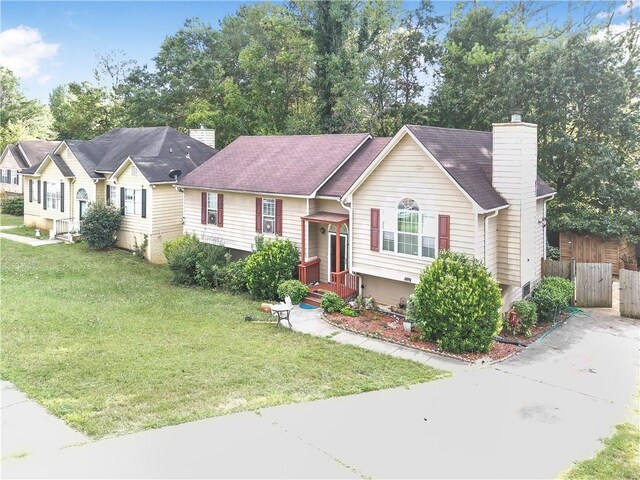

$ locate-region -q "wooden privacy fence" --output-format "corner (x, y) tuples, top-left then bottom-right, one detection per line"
(620, 269), (640, 319)
(542, 259), (613, 308)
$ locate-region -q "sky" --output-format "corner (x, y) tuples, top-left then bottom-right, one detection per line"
(1, 0), (637, 103)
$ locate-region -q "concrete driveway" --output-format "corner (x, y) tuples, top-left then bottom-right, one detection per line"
(2, 308), (638, 479)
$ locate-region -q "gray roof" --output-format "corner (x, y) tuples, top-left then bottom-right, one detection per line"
(178, 133), (370, 196)
(406, 125), (555, 210)
(5, 141), (59, 169)
(20, 127), (216, 182)
(130, 155), (209, 183)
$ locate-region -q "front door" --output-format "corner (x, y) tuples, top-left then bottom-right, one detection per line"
(329, 233), (348, 275)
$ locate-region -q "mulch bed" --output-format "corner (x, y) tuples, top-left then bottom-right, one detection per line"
(324, 309), (567, 364)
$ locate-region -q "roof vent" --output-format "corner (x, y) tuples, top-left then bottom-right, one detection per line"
(186, 145), (191, 159)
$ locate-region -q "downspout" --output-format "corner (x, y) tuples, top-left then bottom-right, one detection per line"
(484, 209), (499, 266)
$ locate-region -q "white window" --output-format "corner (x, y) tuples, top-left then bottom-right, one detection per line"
(0, 169), (8, 184)
(12, 170), (19, 185)
(382, 198), (438, 259)
(207, 193), (218, 224)
(30, 180), (36, 202)
(262, 198), (275, 234)
(107, 185), (117, 206)
(124, 188), (142, 216)
(47, 182), (61, 211)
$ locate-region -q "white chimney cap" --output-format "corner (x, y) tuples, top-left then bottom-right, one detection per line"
(511, 109), (523, 122)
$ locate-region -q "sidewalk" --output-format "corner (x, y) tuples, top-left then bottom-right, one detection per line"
(0, 232), (61, 246)
(288, 305), (471, 373)
(1, 381), (87, 460)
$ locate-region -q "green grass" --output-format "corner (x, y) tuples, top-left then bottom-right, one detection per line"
(0, 214), (23, 227)
(2, 225), (48, 238)
(562, 423), (640, 480)
(0, 240), (448, 439)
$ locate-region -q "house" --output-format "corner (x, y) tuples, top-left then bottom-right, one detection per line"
(178, 115), (555, 310)
(20, 127), (216, 262)
(0, 140), (59, 196)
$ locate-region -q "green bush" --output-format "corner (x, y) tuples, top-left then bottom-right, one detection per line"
(532, 276), (574, 322)
(339, 306), (358, 317)
(81, 201), (122, 250)
(1, 196), (23, 215)
(245, 236), (300, 300)
(220, 259), (249, 294)
(413, 251), (502, 353)
(277, 279), (308, 304)
(547, 243), (560, 261)
(165, 235), (229, 286)
(505, 300), (538, 337)
(321, 292), (344, 313)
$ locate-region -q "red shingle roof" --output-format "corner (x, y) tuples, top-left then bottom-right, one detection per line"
(178, 134), (370, 196)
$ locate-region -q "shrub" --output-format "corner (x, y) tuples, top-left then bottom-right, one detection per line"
(339, 306), (358, 317)
(1, 196), (23, 215)
(277, 279), (308, 304)
(506, 300), (538, 337)
(321, 292), (344, 313)
(165, 235), (229, 286)
(220, 259), (249, 294)
(81, 201), (122, 250)
(413, 251), (502, 353)
(532, 276), (574, 322)
(245, 236), (299, 300)
(547, 243), (560, 261)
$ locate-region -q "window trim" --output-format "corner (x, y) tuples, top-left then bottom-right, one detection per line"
(380, 198), (439, 260)
(123, 188), (142, 216)
(107, 185), (117, 206)
(46, 181), (61, 211)
(262, 198), (276, 235)
(206, 192), (218, 225)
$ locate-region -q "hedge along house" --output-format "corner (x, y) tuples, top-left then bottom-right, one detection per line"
(179, 116), (555, 309)
(20, 127), (216, 262)
(0, 140), (59, 196)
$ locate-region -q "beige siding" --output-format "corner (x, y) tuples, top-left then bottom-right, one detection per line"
(183, 189), (307, 253)
(23, 158), (73, 230)
(58, 144), (99, 221)
(534, 199), (545, 280)
(106, 162), (152, 255)
(148, 184), (184, 263)
(350, 134), (476, 285)
(485, 214), (498, 277)
(0, 149), (23, 195)
(493, 123), (537, 287)
(360, 274), (414, 307)
(307, 199), (349, 283)
(501, 284), (523, 312)
(309, 198), (346, 215)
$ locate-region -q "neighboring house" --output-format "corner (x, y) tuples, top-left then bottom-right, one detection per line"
(178, 116), (555, 310)
(0, 140), (59, 196)
(20, 127), (216, 263)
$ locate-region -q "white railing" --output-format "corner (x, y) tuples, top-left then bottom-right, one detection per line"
(53, 217), (81, 241)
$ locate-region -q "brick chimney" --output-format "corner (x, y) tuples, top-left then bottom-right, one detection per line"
(189, 125), (216, 149)
(492, 112), (538, 289)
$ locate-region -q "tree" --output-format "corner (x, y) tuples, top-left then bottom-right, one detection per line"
(49, 82), (115, 139)
(0, 67), (54, 149)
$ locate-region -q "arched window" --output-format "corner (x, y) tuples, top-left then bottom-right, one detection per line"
(381, 198), (437, 259)
(76, 188), (88, 200)
(328, 224), (348, 234)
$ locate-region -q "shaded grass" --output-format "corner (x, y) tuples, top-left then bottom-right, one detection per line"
(0, 214), (23, 227)
(0, 240), (449, 439)
(562, 423), (640, 480)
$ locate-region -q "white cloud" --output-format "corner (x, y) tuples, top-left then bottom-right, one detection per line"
(0, 26), (59, 78)
(592, 22), (631, 41)
(616, 0), (639, 15)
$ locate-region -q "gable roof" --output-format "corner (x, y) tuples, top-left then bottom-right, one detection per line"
(20, 127), (217, 183)
(317, 137), (392, 197)
(178, 133), (371, 196)
(2, 140), (59, 169)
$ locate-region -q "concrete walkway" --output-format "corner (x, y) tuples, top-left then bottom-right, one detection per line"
(2, 308), (638, 479)
(0, 232), (61, 246)
(290, 305), (471, 373)
(1, 382), (87, 461)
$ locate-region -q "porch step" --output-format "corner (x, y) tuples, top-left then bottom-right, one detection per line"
(301, 287), (329, 307)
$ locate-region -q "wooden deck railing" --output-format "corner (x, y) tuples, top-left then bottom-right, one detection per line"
(330, 270), (359, 299)
(298, 258), (321, 285)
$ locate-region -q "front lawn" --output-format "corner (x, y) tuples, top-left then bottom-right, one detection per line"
(2, 225), (46, 238)
(0, 213), (23, 227)
(562, 423), (640, 480)
(0, 240), (448, 438)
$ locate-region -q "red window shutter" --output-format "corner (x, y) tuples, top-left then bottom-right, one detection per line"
(370, 208), (380, 251)
(275, 199), (283, 236)
(438, 214), (450, 251)
(201, 192), (207, 224)
(217, 193), (224, 227)
(255, 197), (262, 233)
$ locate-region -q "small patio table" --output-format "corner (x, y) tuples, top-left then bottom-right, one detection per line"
(271, 303), (293, 328)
